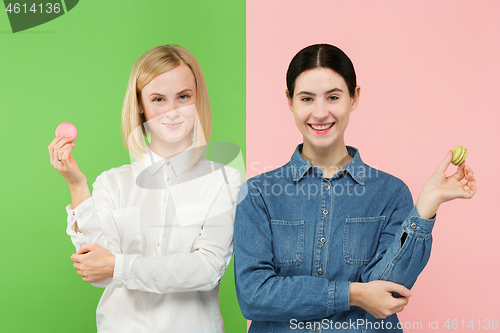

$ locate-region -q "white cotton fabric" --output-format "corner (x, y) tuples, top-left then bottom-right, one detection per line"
(66, 147), (242, 333)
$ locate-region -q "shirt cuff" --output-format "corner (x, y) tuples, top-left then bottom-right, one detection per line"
(65, 197), (99, 236)
(404, 205), (436, 238)
(113, 254), (141, 289)
(328, 280), (350, 315)
(113, 254), (124, 288)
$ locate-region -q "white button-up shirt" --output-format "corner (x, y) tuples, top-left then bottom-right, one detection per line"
(66, 147), (242, 333)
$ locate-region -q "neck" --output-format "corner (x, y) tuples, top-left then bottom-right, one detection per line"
(301, 140), (352, 178)
(149, 136), (192, 159)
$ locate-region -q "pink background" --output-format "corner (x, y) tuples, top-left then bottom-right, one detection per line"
(246, 0), (499, 331)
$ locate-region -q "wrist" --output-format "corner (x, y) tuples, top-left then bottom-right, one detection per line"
(415, 194), (438, 219)
(349, 282), (362, 307)
(68, 178), (88, 191)
(415, 188), (442, 219)
(69, 181), (91, 209)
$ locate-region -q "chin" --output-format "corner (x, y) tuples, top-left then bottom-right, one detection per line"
(307, 137), (337, 149)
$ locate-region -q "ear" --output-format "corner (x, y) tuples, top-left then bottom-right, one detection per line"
(138, 101), (144, 115)
(286, 89), (293, 113)
(137, 93), (144, 115)
(350, 85), (361, 112)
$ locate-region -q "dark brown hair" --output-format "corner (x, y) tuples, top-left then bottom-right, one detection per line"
(286, 44), (357, 98)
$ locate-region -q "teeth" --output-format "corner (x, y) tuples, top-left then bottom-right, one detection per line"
(310, 123), (333, 130)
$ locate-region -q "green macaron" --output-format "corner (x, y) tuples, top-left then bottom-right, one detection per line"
(452, 146), (467, 166)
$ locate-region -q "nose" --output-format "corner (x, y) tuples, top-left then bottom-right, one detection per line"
(312, 100), (328, 119)
(164, 102), (180, 119)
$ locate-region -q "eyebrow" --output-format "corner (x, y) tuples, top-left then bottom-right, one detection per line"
(148, 88), (193, 97)
(176, 88), (193, 95)
(148, 92), (165, 97)
(296, 88), (343, 96)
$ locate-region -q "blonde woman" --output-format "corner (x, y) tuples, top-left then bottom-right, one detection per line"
(48, 45), (242, 332)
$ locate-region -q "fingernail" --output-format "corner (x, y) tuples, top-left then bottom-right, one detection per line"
(407, 290), (413, 296)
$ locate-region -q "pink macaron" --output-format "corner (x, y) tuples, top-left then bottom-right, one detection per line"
(55, 122), (78, 142)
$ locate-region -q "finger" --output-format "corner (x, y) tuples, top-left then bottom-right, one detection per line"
(49, 136), (65, 165)
(57, 144), (70, 162)
(470, 181), (477, 195)
(48, 137), (60, 162)
(73, 262), (80, 270)
(393, 305), (406, 314)
(52, 136), (74, 165)
(463, 182), (477, 198)
(464, 165), (474, 174)
(76, 269), (84, 276)
(60, 144), (75, 165)
(54, 137), (75, 157)
(392, 296), (410, 307)
(70, 253), (80, 262)
(465, 167), (476, 183)
(78, 244), (92, 255)
(435, 150), (453, 173)
(452, 160), (466, 182)
(385, 281), (412, 297)
(48, 135), (65, 154)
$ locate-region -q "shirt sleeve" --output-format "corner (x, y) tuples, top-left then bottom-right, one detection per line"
(65, 197), (106, 250)
(65, 174), (122, 288)
(360, 186), (435, 289)
(234, 182), (350, 322)
(112, 167), (243, 293)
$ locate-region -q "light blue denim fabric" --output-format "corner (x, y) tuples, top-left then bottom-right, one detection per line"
(234, 145), (436, 332)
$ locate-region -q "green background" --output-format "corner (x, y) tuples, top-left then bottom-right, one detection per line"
(0, 1), (246, 332)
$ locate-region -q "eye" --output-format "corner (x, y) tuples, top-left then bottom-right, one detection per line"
(328, 95), (339, 101)
(153, 97), (164, 103)
(179, 94), (191, 100)
(301, 97), (312, 102)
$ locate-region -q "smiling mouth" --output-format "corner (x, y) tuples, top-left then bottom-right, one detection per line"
(164, 122), (182, 127)
(309, 123), (334, 130)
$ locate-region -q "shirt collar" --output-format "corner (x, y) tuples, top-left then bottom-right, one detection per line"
(141, 144), (198, 176)
(290, 144), (366, 185)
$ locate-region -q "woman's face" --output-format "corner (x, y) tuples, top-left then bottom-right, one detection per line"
(287, 67), (360, 150)
(140, 64), (197, 146)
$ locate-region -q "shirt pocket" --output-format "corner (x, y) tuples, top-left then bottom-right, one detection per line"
(112, 205), (143, 254)
(270, 219), (304, 267)
(175, 203), (210, 228)
(343, 216), (385, 266)
(169, 203), (211, 252)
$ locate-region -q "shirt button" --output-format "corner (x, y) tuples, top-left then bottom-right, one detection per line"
(320, 237), (326, 244)
(411, 223), (417, 229)
(166, 162), (170, 165)
(317, 269), (323, 275)
(157, 242), (160, 246)
(322, 209), (328, 216)
(314, 327), (319, 332)
(324, 184), (330, 190)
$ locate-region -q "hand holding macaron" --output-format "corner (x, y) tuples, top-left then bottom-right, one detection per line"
(415, 146), (476, 219)
(48, 122), (87, 188)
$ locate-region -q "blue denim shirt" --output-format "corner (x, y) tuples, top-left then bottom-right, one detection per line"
(234, 145), (436, 332)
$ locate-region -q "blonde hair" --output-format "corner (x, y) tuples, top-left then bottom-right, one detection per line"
(121, 45), (211, 163)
